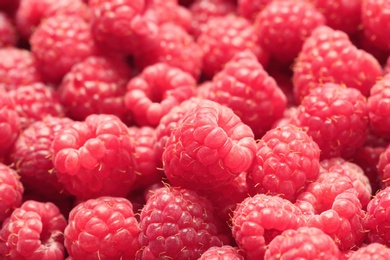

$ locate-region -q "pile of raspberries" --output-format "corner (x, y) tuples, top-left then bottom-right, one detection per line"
(2, 0), (390, 259)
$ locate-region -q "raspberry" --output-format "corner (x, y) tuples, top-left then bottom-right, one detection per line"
(376, 144), (390, 189)
(364, 186), (390, 246)
(362, 0), (390, 51)
(51, 114), (137, 199)
(232, 194), (306, 259)
(264, 227), (341, 259)
(9, 116), (73, 200)
(125, 62), (197, 127)
(348, 243), (390, 260)
(162, 99), (257, 191)
(293, 25), (382, 102)
(292, 83), (369, 159)
(197, 14), (269, 79)
(64, 196), (140, 259)
(134, 23), (203, 79)
(0, 200), (67, 259)
(237, 0), (272, 22)
(188, 0), (237, 38)
(0, 47), (42, 91)
(199, 245), (244, 260)
(205, 50), (287, 138)
(255, 0), (326, 64)
(8, 83), (65, 130)
(58, 55), (132, 123)
(247, 124), (321, 202)
(307, 0), (362, 35)
(30, 14), (96, 84)
(0, 163), (23, 223)
(0, 12), (17, 48)
(137, 186), (223, 259)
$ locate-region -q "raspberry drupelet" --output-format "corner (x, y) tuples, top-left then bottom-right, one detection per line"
(0, 163), (23, 223)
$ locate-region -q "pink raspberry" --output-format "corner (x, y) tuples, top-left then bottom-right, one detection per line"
(199, 245), (244, 260)
(375, 145), (390, 189)
(0, 200), (67, 259)
(0, 12), (17, 48)
(264, 227), (341, 259)
(247, 124), (321, 202)
(237, 0), (272, 22)
(0, 47), (42, 91)
(134, 23), (203, 79)
(125, 62), (196, 127)
(292, 83), (369, 159)
(197, 14), (269, 79)
(9, 116), (73, 200)
(232, 194), (306, 259)
(348, 243), (390, 259)
(51, 114), (137, 199)
(254, 0), (325, 64)
(58, 55), (132, 123)
(65, 196), (140, 259)
(205, 50), (287, 138)
(0, 163), (24, 223)
(137, 186), (223, 259)
(30, 14), (96, 84)
(293, 25), (382, 102)
(162, 99), (257, 191)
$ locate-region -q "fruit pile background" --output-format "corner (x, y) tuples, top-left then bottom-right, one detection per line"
(1, 0), (390, 259)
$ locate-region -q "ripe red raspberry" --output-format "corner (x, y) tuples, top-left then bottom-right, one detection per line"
(0, 47), (42, 91)
(199, 245), (244, 260)
(9, 116), (73, 200)
(15, 0), (89, 40)
(362, 0), (390, 51)
(30, 14), (96, 84)
(254, 0), (325, 64)
(51, 114), (137, 199)
(197, 14), (269, 79)
(137, 186), (223, 259)
(0, 163), (23, 223)
(0, 12), (17, 48)
(247, 124), (321, 202)
(264, 227), (341, 259)
(237, 0), (272, 22)
(375, 144), (390, 189)
(65, 196), (140, 259)
(293, 25), (382, 102)
(162, 99), (257, 191)
(125, 62), (196, 127)
(188, 0), (237, 38)
(232, 194), (306, 259)
(292, 83), (369, 159)
(0, 200), (67, 259)
(349, 243), (390, 259)
(8, 83), (65, 130)
(364, 186), (390, 246)
(205, 50), (287, 138)
(58, 55), (132, 123)
(134, 23), (203, 79)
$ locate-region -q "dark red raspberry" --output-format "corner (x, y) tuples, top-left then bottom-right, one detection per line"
(9, 116), (73, 200)
(254, 0), (325, 64)
(125, 62), (196, 127)
(51, 114), (137, 199)
(0, 12), (17, 48)
(188, 0), (236, 38)
(8, 83), (65, 130)
(0, 47), (42, 91)
(205, 50), (287, 138)
(137, 186), (223, 259)
(237, 0), (272, 22)
(15, 0), (88, 40)
(232, 193), (306, 259)
(89, 0), (158, 55)
(197, 14), (269, 79)
(58, 55), (132, 123)
(292, 83), (369, 159)
(162, 99), (257, 191)
(247, 124), (321, 202)
(349, 243), (390, 259)
(134, 22), (203, 79)
(264, 227), (341, 259)
(30, 14), (96, 84)
(199, 245), (244, 260)
(0, 163), (23, 223)
(364, 186), (390, 246)
(65, 196), (140, 259)
(0, 200), (67, 259)
(293, 25), (382, 102)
